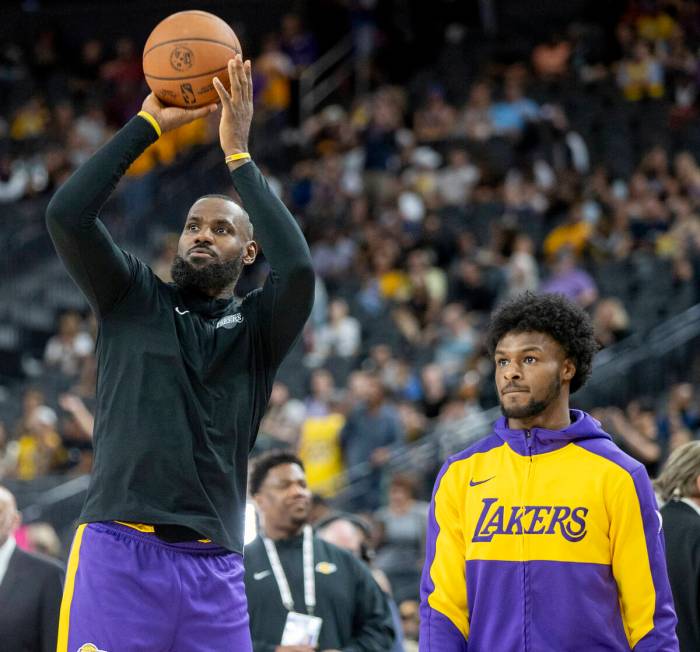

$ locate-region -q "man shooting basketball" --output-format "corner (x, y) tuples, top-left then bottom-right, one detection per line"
(47, 55), (314, 652)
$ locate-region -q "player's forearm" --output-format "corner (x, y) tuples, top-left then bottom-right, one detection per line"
(46, 115), (158, 232)
(229, 162), (313, 278)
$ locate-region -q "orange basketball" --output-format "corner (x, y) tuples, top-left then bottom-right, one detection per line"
(143, 10), (241, 108)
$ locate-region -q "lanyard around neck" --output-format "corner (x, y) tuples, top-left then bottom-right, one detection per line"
(262, 524), (316, 615)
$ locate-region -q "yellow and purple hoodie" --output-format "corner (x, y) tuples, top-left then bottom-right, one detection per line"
(419, 410), (678, 651)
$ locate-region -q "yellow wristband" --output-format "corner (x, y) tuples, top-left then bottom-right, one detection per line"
(137, 110), (162, 138)
(225, 152), (251, 163)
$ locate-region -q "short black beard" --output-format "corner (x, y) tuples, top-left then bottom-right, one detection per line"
(500, 375), (562, 420)
(171, 254), (243, 297)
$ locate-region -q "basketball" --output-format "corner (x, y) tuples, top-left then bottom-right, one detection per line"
(143, 10), (242, 108)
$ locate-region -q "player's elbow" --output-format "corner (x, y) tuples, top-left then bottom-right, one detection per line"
(289, 260), (315, 313)
(45, 192), (70, 231)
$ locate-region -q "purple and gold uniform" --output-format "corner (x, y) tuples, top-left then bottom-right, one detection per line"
(58, 522), (251, 651)
(420, 410), (679, 651)
(47, 110), (314, 649)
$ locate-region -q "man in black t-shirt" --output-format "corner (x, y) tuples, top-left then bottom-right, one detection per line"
(48, 56), (314, 652)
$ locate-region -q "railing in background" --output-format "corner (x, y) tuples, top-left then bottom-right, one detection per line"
(574, 302), (700, 410)
(299, 35), (355, 124)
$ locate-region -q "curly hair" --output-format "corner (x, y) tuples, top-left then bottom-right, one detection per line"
(486, 292), (598, 393)
(249, 450), (305, 496)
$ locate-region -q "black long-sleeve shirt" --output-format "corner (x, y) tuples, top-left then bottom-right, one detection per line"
(244, 534), (395, 651)
(45, 115), (315, 552)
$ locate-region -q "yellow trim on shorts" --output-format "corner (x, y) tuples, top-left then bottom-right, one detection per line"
(114, 520), (212, 543)
(114, 520), (155, 533)
(57, 523), (87, 652)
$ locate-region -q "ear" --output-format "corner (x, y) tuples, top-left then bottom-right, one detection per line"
(243, 240), (258, 266)
(561, 358), (576, 384)
(695, 475), (700, 496)
(251, 493), (264, 511)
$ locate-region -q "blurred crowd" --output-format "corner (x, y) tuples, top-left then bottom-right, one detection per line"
(1, 3), (700, 645)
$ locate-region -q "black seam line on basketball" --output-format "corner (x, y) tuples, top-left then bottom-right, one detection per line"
(143, 38), (240, 57)
(144, 66), (229, 81)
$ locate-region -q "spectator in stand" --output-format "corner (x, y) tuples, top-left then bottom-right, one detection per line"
(297, 407), (346, 498)
(10, 96), (50, 141)
(618, 39), (665, 101)
(58, 393), (94, 474)
(419, 364), (450, 420)
(341, 374), (404, 513)
(257, 381), (307, 451)
(15, 405), (64, 481)
(452, 81), (495, 143)
(310, 226), (357, 290)
(447, 258), (498, 313)
(0, 422), (18, 480)
(540, 249), (598, 308)
(67, 103), (110, 167)
(543, 201), (593, 260)
(0, 153), (32, 203)
(436, 148), (481, 208)
(304, 368), (339, 418)
(601, 397), (664, 476)
(413, 85), (456, 144)
(658, 383), (700, 448)
(307, 298), (361, 367)
(254, 34), (294, 122)
(593, 297), (632, 347)
(24, 521), (62, 559)
(68, 38), (105, 102)
(654, 441), (700, 652)
(151, 232), (179, 283)
(0, 485), (64, 652)
(280, 13), (318, 73)
(398, 600), (420, 652)
(43, 310), (94, 377)
(433, 303), (477, 380)
(504, 234), (539, 298)
(532, 34), (572, 80)
(373, 474), (428, 604)
(489, 79), (540, 138)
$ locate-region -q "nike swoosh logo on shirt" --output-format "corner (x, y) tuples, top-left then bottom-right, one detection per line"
(174, 307), (190, 315)
(469, 476), (496, 487)
(253, 570), (271, 581)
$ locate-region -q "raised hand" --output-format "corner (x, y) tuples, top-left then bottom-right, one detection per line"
(141, 93), (217, 134)
(212, 54), (253, 158)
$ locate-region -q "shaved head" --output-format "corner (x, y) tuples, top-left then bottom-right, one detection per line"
(0, 485), (19, 545)
(192, 195), (254, 240)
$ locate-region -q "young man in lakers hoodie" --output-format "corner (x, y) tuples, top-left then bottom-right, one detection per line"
(420, 292), (679, 651)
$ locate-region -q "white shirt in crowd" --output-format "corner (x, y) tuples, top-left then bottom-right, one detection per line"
(0, 535), (16, 587)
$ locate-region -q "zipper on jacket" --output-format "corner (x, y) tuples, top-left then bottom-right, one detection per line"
(522, 429), (532, 652)
(524, 429), (533, 461)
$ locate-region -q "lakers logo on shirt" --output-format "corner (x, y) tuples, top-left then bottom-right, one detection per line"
(77, 644), (107, 652)
(315, 561), (337, 575)
(472, 497), (589, 543)
(216, 313), (244, 329)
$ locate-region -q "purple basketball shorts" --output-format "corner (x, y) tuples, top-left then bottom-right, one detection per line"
(56, 521), (252, 652)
